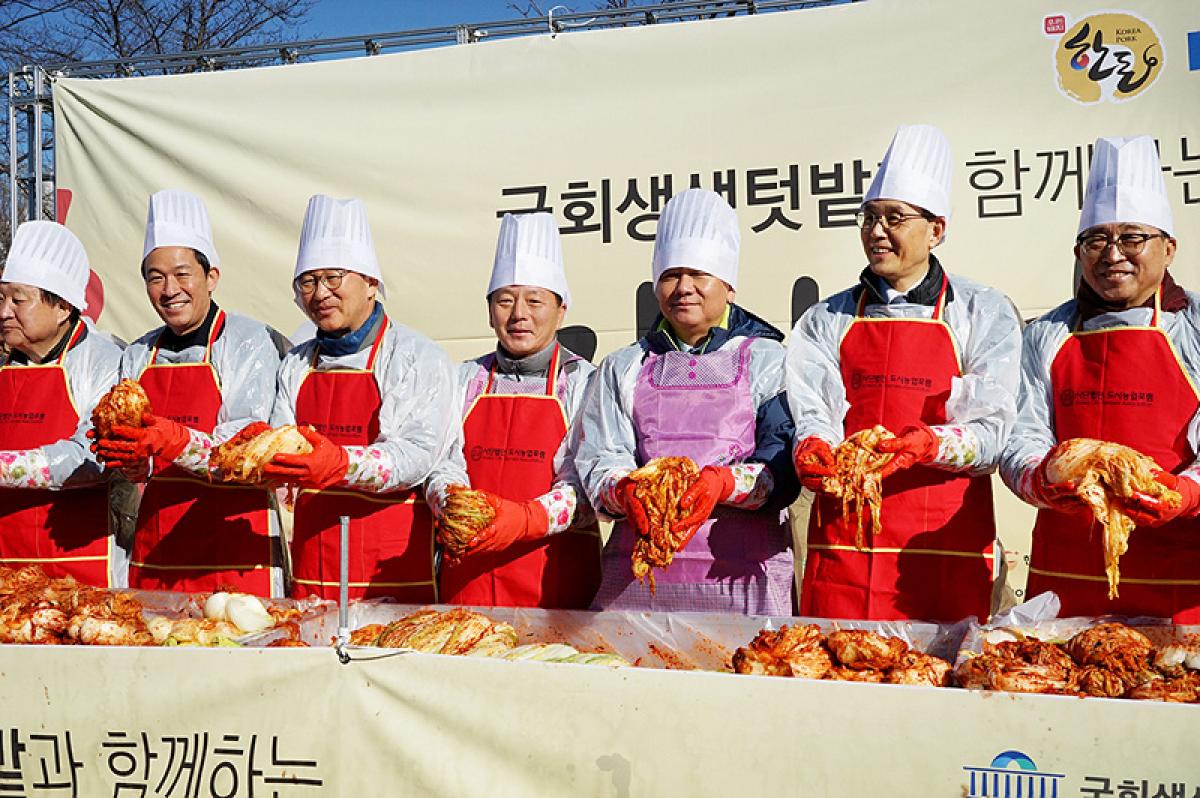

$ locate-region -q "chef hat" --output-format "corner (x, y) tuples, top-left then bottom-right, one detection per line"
(294, 195), (386, 297)
(1078, 136), (1173, 236)
(863, 124), (954, 219)
(142, 189), (220, 268)
(488, 212), (571, 307)
(2, 221), (89, 311)
(651, 189), (740, 289)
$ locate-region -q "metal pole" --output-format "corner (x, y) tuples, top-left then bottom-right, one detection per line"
(8, 71), (18, 236)
(31, 68), (44, 221)
(336, 514), (350, 662)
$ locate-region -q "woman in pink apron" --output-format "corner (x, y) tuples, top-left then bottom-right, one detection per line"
(575, 190), (799, 615)
(788, 125), (1022, 622)
(262, 195), (458, 600)
(1002, 136), (1200, 622)
(95, 190), (285, 596)
(0, 222), (124, 586)
(427, 213), (600, 608)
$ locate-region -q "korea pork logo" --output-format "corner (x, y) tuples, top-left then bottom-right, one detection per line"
(1050, 11), (1164, 104)
(962, 750), (1065, 798)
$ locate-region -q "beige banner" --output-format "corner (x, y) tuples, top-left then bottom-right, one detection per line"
(52, 0), (1199, 362)
(49, 0), (1199, 575)
(0, 645), (1196, 796)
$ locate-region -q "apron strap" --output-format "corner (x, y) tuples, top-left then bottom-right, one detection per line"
(931, 275), (950, 321)
(544, 343), (562, 397)
(364, 315), (389, 372)
(204, 310), (226, 362)
(854, 288), (868, 318)
(54, 320), (86, 366)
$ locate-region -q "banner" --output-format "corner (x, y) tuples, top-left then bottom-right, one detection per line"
(0, 645), (1196, 796)
(49, 0), (1200, 575)
(52, 0), (1199, 360)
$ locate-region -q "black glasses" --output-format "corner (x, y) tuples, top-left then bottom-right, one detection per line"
(1076, 231), (1168, 257)
(854, 210), (930, 230)
(294, 269), (349, 295)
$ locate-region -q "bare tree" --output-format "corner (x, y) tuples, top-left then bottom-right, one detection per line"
(508, 1), (655, 17)
(49, 0), (313, 70)
(0, 0), (313, 252)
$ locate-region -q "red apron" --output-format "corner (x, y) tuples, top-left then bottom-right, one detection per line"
(290, 317), (437, 602)
(129, 311), (276, 596)
(0, 322), (111, 585)
(802, 278), (996, 621)
(440, 345), (601, 608)
(1028, 291), (1200, 622)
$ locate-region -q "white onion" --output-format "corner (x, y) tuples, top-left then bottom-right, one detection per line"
(225, 595), (274, 633)
(204, 592), (231, 621)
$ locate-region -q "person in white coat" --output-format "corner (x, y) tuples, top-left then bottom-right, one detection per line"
(574, 189), (798, 615)
(0, 221), (124, 586)
(265, 195), (458, 601)
(95, 189), (286, 596)
(787, 124), (1022, 622)
(425, 212), (600, 608)
(1000, 136), (1200, 622)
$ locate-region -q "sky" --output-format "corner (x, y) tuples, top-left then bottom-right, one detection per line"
(298, 1), (562, 41)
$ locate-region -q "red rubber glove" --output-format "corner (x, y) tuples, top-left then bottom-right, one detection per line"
(463, 493), (550, 556)
(793, 437), (836, 492)
(261, 426), (348, 490)
(1031, 450), (1085, 513)
(93, 412), (190, 469)
(671, 465), (736, 540)
(616, 475), (653, 538)
(1125, 471), (1200, 527)
(876, 423), (940, 479)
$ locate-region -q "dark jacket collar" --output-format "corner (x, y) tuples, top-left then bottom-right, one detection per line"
(316, 301), (384, 357)
(156, 301), (220, 353)
(8, 316), (85, 365)
(640, 303), (784, 356)
(853, 254), (953, 308)
(1075, 271), (1188, 322)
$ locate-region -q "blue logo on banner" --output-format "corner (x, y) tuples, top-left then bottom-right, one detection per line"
(963, 751), (1066, 797)
(1189, 31), (1200, 70)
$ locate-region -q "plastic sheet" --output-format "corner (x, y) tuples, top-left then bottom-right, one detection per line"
(246, 601), (973, 671)
(955, 613), (1196, 672)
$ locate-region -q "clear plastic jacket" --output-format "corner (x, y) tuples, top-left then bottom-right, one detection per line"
(271, 314), (459, 493)
(23, 319), (123, 488)
(425, 349), (597, 531)
(120, 311), (282, 450)
(786, 272), (1022, 476)
(1000, 295), (1200, 505)
(574, 332), (788, 515)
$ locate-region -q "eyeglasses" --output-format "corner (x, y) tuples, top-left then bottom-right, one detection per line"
(294, 269), (348, 295)
(854, 210), (930, 230)
(1076, 231), (1168, 258)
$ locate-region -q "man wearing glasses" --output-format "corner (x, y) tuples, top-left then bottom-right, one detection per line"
(264, 195), (457, 601)
(1001, 136), (1200, 622)
(786, 124), (1022, 621)
(96, 190), (286, 595)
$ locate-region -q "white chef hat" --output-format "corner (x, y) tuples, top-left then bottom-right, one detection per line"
(488, 212), (571, 307)
(142, 188), (220, 268)
(1078, 136), (1173, 236)
(651, 189), (740, 289)
(2, 221), (89, 311)
(863, 124), (954, 219)
(294, 195), (385, 297)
